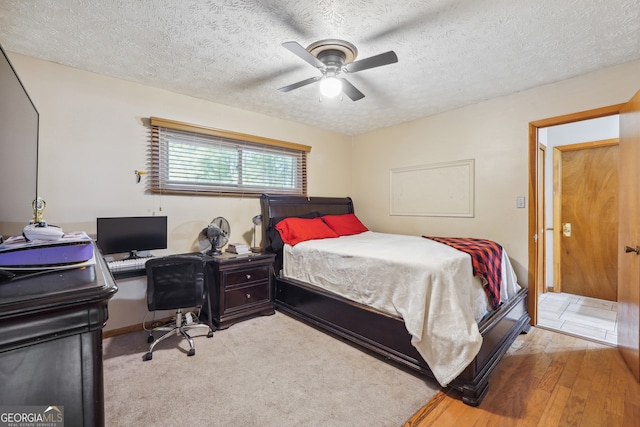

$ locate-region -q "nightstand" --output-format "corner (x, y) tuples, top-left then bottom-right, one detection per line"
(205, 252), (276, 329)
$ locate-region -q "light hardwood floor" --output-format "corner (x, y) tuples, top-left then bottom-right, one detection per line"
(404, 326), (640, 427)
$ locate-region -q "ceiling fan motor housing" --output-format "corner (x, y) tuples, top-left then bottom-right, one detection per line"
(307, 39), (358, 66)
(318, 50), (346, 70)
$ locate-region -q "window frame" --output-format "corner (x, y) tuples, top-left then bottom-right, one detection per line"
(149, 117), (310, 197)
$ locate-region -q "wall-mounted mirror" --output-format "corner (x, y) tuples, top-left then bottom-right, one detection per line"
(0, 43), (39, 237)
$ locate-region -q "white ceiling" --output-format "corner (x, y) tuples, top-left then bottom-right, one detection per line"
(0, 0), (638, 136)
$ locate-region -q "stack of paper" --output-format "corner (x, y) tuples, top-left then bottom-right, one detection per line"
(226, 243), (251, 255)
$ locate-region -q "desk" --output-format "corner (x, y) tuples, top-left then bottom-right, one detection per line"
(0, 248), (117, 427)
(104, 252), (275, 334)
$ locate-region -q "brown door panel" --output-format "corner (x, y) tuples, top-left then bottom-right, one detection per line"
(618, 88), (640, 380)
(558, 143), (618, 301)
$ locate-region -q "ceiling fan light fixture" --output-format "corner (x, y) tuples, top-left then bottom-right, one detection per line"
(319, 76), (342, 98)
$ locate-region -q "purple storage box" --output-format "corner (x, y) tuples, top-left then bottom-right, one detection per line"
(0, 232), (94, 268)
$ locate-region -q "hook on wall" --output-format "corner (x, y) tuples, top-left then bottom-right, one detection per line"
(134, 170), (148, 183)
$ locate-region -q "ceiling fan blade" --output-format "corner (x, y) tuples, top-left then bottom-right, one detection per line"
(282, 41), (325, 69)
(339, 78), (365, 101)
(278, 76), (321, 93)
(364, 2), (456, 43)
(260, 1), (312, 38)
(345, 51), (398, 73)
(227, 66), (304, 91)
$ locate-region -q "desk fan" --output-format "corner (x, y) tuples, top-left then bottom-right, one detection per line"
(200, 217), (230, 255)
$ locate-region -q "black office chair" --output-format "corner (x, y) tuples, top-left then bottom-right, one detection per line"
(142, 254), (214, 361)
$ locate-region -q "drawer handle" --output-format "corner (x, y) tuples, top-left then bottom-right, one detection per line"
(245, 293), (251, 299)
(245, 274), (252, 280)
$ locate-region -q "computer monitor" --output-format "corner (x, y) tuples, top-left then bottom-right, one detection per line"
(96, 216), (167, 258)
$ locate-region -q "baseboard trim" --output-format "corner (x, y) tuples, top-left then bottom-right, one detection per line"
(103, 316), (173, 338)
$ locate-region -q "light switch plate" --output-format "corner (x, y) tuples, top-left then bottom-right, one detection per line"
(516, 196), (526, 208)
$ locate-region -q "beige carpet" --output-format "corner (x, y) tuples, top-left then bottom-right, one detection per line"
(103, 311), (440, 427)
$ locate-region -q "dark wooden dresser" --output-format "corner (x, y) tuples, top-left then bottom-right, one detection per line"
(0, 248), (117, 427)
(205, 252), (275, 329)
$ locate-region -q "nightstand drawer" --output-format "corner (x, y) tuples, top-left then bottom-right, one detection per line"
(224, 283), (269, 311)
(223, 266), (269, 286)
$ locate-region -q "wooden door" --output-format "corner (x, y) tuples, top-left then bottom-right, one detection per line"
(556, 141), (618, 301)
(619, 89), (640, 381)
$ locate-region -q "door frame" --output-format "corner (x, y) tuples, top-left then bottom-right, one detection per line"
(538, 143), (546, 296)
(527, 104), (624, 324)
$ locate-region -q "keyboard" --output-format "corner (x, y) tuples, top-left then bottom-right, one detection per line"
(107, 257), (151, 273)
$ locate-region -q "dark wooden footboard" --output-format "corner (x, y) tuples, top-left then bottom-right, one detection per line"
(451, 286), (531, 405)
(274, 276), (530, 406)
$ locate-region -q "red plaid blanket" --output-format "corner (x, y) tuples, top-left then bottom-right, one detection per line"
(423, 236), (503, 309)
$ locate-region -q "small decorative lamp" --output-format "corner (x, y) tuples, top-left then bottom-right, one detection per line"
(251, 214), (263, 252)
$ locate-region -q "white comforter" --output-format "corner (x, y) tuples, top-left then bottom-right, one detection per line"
(282, 231), (521, 387)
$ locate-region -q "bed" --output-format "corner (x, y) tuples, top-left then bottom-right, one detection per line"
(260, 194), (531, 406)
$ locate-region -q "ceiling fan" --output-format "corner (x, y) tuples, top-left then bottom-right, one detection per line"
(277, 39), (398, 101)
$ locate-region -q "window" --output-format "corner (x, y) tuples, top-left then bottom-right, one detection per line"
(149, 117), (310, 197)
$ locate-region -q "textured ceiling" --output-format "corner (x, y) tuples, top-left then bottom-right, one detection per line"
(0, 0), (639, 136)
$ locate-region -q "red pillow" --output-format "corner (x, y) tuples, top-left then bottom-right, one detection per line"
(321, 213), (368, 236)
(275, 217), (339, 246)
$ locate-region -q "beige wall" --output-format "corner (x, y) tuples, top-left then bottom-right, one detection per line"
(8, 51), (640, 328)
(351, 59), (640, 285)
(7, 53), (352, 253)
(7, 53), (353, 332)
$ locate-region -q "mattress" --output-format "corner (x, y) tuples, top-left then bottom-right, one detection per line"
(281, 231), (521, 386)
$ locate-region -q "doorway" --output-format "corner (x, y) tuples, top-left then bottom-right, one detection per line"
(528, 106), (624, 345)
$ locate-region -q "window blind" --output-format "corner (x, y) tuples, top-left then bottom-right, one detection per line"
(149, 120), (308, 197)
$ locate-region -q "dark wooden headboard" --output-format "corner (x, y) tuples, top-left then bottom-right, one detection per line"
(259, 194), (355, 253)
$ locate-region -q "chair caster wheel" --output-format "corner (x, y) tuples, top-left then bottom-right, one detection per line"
(207, 331), (214, 338)
(142, 352), (153, 361)
(147, 335), (154, 343)
(187, 348), (195, 357)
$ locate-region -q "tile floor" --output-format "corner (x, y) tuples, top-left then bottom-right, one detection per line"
(537, 291), (617, 346)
